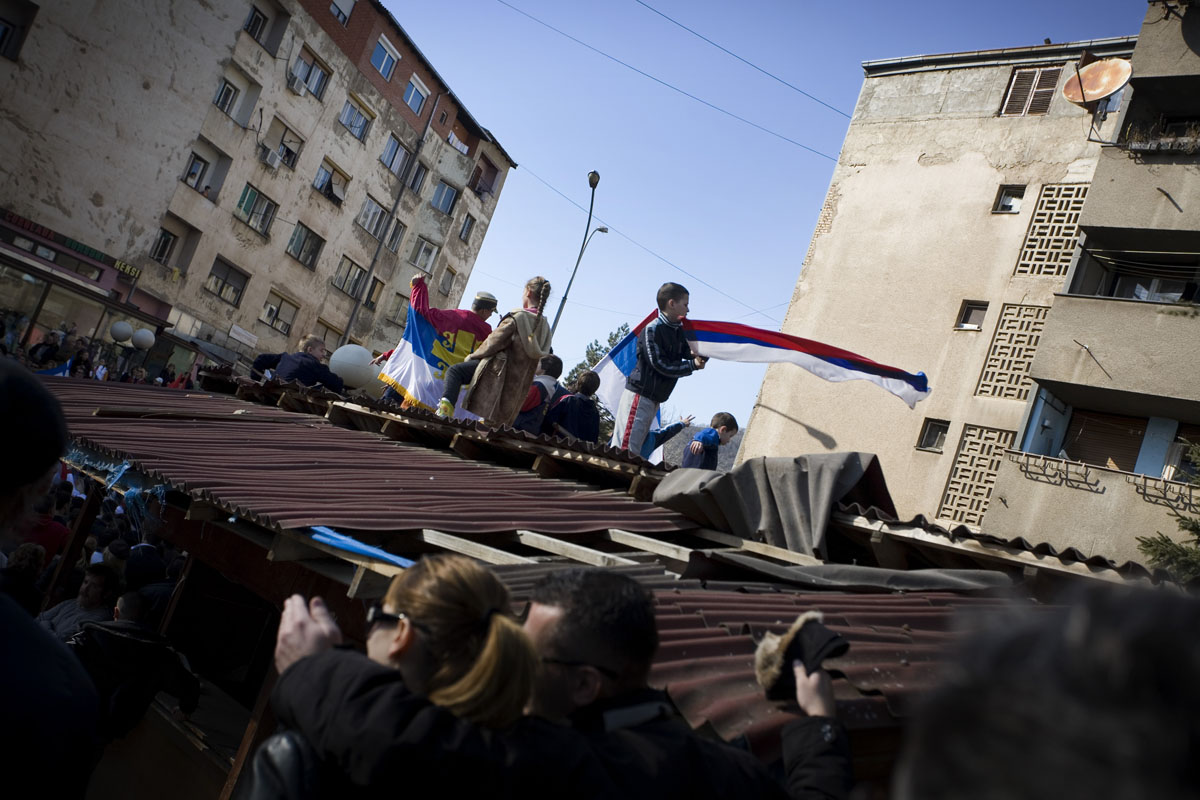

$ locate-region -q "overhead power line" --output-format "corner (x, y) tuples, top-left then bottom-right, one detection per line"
(518, 165), (784, 325)
(633, 0), (851, 119)
(494, 0), (837, 162)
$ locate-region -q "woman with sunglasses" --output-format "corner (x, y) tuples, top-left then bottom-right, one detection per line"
(364, 553), (535, 728)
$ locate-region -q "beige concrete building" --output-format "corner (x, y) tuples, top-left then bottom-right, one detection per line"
(0, 0), (512, 372)
(741, 24), (1200, 563)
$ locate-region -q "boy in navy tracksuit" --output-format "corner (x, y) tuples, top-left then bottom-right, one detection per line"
(680, 412), (738, 470)
(613, 282), (706, 455)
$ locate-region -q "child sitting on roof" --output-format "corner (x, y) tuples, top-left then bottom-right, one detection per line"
(545, 370), (602, 444)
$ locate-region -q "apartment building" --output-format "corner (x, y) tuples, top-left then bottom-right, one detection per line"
(0, 0), (512, 372)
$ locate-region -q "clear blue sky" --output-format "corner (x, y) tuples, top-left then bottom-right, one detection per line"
(382, 0), (1145, 428)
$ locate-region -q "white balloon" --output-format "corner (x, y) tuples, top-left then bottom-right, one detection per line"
(328, 344), (378, 389)
(131, 328), (156, 350)
(110, 321), (133, 342)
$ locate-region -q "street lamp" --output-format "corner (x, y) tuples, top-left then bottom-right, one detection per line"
(551, 170), (605, 336)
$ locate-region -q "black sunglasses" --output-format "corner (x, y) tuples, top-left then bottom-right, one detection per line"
(367, 604), (430, 634)
(541, 656), (619, 681)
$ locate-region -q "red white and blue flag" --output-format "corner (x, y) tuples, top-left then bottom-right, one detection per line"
(593, 312), (930, 418)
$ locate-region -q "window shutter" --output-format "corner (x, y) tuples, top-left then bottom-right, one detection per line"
(1001, 69), (1036, 116)
(1062, 411), (1147, 472)
(1026, 67), (1060, 115)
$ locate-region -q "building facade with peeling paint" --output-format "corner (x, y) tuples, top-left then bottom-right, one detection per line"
(0, 0), (512, 369)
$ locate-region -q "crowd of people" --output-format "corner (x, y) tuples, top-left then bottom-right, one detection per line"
(1, 312), (196, 387)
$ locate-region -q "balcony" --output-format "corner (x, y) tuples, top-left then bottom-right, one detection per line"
(980, 450), (1198, 564)
(1029, 294), (1200, 415)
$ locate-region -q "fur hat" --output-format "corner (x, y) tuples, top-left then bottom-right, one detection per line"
(754, 610), (849, 701)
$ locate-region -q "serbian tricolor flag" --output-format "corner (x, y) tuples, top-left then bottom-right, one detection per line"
(378, 305), (479, 418)
(593, 313), (930, 420)
(685, 319), (931, 408)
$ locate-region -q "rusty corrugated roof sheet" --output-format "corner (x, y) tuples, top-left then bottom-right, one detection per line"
(47, 378), (692, 536)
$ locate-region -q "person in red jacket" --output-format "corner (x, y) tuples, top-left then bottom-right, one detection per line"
(375, 276), (498, 405)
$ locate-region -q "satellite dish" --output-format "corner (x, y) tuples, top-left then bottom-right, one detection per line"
(1062, 58), (1132, 106)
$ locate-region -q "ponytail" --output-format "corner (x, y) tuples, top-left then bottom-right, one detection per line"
(428, 612), (535, 728)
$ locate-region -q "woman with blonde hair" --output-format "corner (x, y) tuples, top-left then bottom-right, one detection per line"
(364, 553), (535, 728)
(436, 276), (552, 426)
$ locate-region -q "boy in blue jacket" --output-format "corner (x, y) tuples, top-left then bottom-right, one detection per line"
(680, 412), (738, 470)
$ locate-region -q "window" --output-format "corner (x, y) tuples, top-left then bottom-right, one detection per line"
(1112, 275), (1190, 304)
(470, 156), (499, 195)
(431, 181), (458, 214)
(313, 159), (348, 205)
(356, 195), (389, 239)
(243, 7), (268, 42)
(385, 219), (406, 253)
(292, 47), (330, 100)
(992, 185), (1025, 214)
(204, 259), (248, 306)
(387, 292), (408, 323)
(439, 110), (448, 125)
(183, 153), (209, 190)
(339, 97), (372, 141)
(439, 268), (455, 295)
(235, 184), (278, 235)
(955, 301), (988, 330)
(364, 278), (384, 310)
(409, 237), (438, 272)
(371, 36), (399, 81)
(149, 229), (177, 265)
(332, 255), (367, 298)
(268, 119), (303, 168)
(459, 214), (475, 243)
(314, 319), (343, 346)
(380, 134), (410, 176)
(329, 0), (355, 25)
(917, 419), (950, 452)
(1000, 66), (1060, 117)
(407, 163), (427, 193)
(259, 290), (299, 335)
(403, 77), (427, 115)
(286, 223), (324, 269)
(0, 2), (37, 61)
(214, 80), (239, 115)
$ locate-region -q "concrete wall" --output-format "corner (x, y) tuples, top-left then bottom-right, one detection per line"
(741, 53), (1122, 521)
(1031, 294), (1200, 405)
(1082, 142), (1200, 234)
(0, 0), (509, 361)
(1130, 1), (1200, 79)
(981, 452), (1197, 563)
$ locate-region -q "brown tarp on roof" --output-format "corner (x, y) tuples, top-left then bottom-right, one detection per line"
(653, 454), (896, 558)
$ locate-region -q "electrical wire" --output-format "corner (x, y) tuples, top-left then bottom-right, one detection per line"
(518, 164), (783, 325)
(632, 0), (850, 119)
(493, 0), (837, 162)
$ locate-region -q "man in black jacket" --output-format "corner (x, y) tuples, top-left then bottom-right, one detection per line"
(269, 570), (850, 798)
(252, 335), (344, 392)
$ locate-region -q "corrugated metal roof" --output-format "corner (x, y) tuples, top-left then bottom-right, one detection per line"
(47, 379), (691, 537)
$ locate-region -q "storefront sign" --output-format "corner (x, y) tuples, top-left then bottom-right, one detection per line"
(1, 207), (141, 280)
(229, 324), (259, 348)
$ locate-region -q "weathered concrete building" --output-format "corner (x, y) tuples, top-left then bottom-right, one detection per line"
(0, 0), (512, 369)
(743, 18), (1200, 564)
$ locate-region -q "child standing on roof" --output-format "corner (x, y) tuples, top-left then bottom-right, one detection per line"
(680, 412), (738, 470)
(438, 277), (552, 426)
(613, 282), (706, 455)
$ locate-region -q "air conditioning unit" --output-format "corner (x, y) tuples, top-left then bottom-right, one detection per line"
(260, 148), (282, 169)
(286, 73), (308, 97)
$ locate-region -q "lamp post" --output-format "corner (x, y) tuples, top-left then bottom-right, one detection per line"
(551, 170), (606, 336)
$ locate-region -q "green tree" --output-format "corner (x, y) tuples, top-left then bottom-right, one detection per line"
(565, 323), (629, 443)
(1136, 440), (1200, 584)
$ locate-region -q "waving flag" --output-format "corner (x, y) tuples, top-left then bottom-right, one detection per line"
(37, 359), (72, 377)
(594, 311), (929, 437)
(684, 319), (930, 408)
(378, 304), (479, 418)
